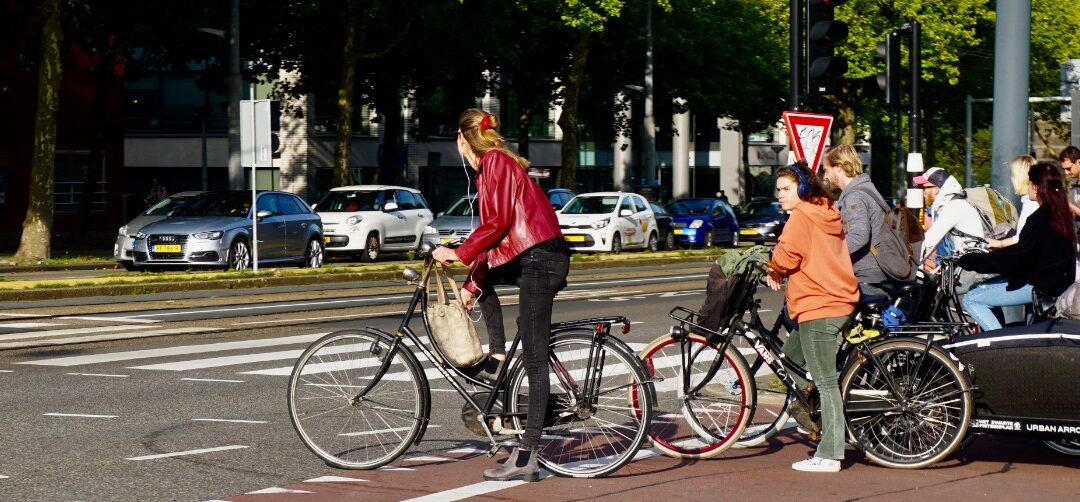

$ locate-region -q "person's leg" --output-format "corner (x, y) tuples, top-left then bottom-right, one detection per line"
(797, 316), (847, 462)
(961, 280), (1025, 331)
(476, 282), (506, 357)
(781, 325), (807, 390)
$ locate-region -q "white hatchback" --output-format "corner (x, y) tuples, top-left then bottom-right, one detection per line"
(314, 185), (433, 262)
(557, 192), (658, 253)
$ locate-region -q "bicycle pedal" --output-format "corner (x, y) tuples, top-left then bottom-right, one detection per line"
(486, 444), (501, 457)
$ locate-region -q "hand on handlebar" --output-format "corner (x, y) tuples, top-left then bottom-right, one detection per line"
(766, 269), (784, 291)
(432, 246), (459, 266)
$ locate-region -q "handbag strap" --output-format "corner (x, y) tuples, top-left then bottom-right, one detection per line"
(431, 263), (448, 306)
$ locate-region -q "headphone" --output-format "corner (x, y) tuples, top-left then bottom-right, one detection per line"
(790, 164), (813, 200)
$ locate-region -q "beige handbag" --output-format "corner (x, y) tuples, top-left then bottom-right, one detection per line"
(425, 264), (485, 367)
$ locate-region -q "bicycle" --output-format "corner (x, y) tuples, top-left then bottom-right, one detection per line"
(638, 262), (975, 468)
(287, 243), (654, 478)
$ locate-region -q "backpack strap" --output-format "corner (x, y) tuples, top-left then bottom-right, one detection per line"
(848, 184), (891, 214)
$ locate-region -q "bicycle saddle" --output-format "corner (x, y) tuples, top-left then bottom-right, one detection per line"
(878, 280), (919, 298)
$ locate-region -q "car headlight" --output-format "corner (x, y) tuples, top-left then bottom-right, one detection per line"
(118, 225), (127, 236)
(424, 226), (437, 235)
(690, 219), (704, 229)
(346, 215), (363, 226)
(591, 217), (611, 229)
(192, 230), (224, 240)
(135, 231), (147, 240)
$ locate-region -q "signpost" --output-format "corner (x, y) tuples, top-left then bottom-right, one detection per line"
(240, 99), (271, 271)
(782, 111), (834, 172)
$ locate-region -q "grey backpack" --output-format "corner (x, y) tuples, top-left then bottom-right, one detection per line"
(851, 185), (917, 282)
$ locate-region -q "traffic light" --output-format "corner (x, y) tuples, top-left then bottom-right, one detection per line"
(876, 31), (901, 108)
(806, 0), (848, 98)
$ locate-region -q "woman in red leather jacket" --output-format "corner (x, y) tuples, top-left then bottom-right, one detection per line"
(432, 108), (569, 482)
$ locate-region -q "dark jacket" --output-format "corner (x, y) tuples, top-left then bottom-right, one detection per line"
(958, 205), (1076, 295)
(836, 174), (888, 293)
(457, 150), (563, 293)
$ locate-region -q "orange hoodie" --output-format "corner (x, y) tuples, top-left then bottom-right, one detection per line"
(768, 201), (859, 323)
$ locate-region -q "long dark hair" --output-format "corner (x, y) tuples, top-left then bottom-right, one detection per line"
(1030, 161), (1076, 242)
(776, 160), (833, 206)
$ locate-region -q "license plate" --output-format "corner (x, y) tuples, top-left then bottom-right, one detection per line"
(564, 235), (585, 243)
(324, 236), (331, 243)
(674, 229), (684, 235)
(441, 237), (454, 244)
(740, 229), (759, 235)
(153, 244), (181, 253)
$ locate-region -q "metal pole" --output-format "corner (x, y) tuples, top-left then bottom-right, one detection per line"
(1073, 86), (1080, 147)
(789, 0), (800, 111)
(227, 0), (242, 189)
(908, 21), (920, 153)
(965, 95), (972, 187)
(250, 84), (258, 272)
(643, 0), (656, 185)
(990, 0), (1031, 200)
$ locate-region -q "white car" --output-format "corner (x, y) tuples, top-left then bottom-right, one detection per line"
(314, 185), (433, 262)
(557, 192), (658, 253)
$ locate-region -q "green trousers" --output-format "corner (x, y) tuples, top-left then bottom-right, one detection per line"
(782, 315), (848, 460)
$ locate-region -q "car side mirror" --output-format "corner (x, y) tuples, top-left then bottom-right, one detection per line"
(384, 202), (399, 211)
(310, 203), (317, 210)
(256, 210), (273, 220)
(436, 211), (444, 217)
(619, 209), (632, 217)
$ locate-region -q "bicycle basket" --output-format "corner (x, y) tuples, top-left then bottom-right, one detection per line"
(695, 263), (757, 334)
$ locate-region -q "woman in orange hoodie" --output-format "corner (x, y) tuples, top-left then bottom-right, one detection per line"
(766, 161), (859, 473)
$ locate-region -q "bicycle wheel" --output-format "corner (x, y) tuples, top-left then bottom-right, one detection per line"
(840, 339), (972, 469)
(506, 331), (653, 478)
(638, 333), (753, 458)
(733, 324), (793, 448)
(288, 329), (428, 469)
(1044, 439), (1080, 456)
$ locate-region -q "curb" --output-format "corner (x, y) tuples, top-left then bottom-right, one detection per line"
(0, 255), (717, 302)
(0, 261), (118, 273)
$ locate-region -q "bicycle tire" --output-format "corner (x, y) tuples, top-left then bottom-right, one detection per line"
(288, 329), (428, 469)
(506, 331), (653, 478)
(638, 333), (753, 458)
(1043, 439), (1080, 456)
(840, 338), (972, 469)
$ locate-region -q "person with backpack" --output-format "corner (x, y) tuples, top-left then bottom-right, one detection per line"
(915, 167), (988, 268)
(958, 162), (1077, 331)
(824, 145), (912, 298)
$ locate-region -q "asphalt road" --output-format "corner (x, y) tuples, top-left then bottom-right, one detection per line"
(0, 265), (1077, 501)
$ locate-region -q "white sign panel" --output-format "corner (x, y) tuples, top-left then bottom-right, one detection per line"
(240, 100), (273, 168)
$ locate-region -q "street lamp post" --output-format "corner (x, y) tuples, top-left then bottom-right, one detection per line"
(642, 0), (656, 186)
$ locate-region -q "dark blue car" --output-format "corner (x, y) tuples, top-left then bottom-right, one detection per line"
(667, 198), (740, 247)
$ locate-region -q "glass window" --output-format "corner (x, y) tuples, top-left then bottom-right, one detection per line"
(413, 192), (430, 209)
(633, 195), (649, 212)
(275, 194), (303, 215)
(396, 190), (418, 210)
(443, 196), (477, 217)
(561, 196), (618, 215)
(144, 194), (196, 216)
(174, 192), (252, 217)
(667, 199), (713, 216)
(650, 203), (669, 217)
(256, 193), (280, 214)
(620, 197), (635, 215)
(314, 190), (381, 212)
(53, 151), (106, 214)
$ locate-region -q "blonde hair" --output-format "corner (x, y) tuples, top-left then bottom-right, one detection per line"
(458, 108), (529, 170)
(824, 144), (863, 177)
(1009, 154), (1035, 195)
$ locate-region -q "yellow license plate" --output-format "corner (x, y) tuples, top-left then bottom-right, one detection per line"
(674, 229), (684, 235)
(564, 235), (586, 243)
(441, 237), (454, 244)
(740, 229), (759, 235)
(153, 244), (181, 253)
(324, 236), (331, 243)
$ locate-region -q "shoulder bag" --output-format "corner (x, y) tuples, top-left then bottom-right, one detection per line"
(426, 264), (485, 368)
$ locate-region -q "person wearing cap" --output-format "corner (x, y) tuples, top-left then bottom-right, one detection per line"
(915, 167), (986, 268)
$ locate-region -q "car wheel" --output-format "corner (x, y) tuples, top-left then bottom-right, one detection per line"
(611, 233), (623, 254)
(730, 230), (740, 248)
(361, 231), (380, 262)
(704, 229), (715, 248)
(647, 232), (658, 252)
(226, 238), (251, 271)
(301, 238), (324, 268)
(120, 261), (139, 272)
(664, 231), (675, 250)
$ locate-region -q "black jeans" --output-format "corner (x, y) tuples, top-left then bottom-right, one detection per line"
(477, 240), (569, 449)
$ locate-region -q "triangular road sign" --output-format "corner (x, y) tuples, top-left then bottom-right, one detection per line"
(782, 111), (834, 173)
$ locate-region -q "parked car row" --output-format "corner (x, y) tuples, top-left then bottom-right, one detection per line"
(114, 184), (774, 271)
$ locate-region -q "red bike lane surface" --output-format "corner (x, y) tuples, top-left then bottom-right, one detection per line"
(223, 434), (1079, 501)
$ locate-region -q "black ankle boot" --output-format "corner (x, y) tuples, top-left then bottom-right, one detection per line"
(483, 447), (539, 482)
(463, 355), (505, 382)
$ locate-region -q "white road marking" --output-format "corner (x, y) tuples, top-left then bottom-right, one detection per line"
(304, 475), (369, 483)
(182, 378), (245, 383)
(58, 315), (160, 324)
(66, 372), (129, 378)
(376, 466), (415, 471)
(402, 481), (526, 502)
(234, 309), (409, 326)
(16, 333), (325, 366)
(0, 327), (222, 349)
(246, 487), (313, 494)
(0, 322), (59, 328)
(0, 474), (7, 479)
(44, 413), (117, 418)
(192, 418), (267, 424)
(0, 313), (44, 318)
(131, 349), (305, 371)
(340, 425), (440, 437)
(125, 444), (248, 461)
(0, 325), (144, 341)
(113, 295), (418, 319)
(403, 455), (457, 463)
(0, 370), (13, 373)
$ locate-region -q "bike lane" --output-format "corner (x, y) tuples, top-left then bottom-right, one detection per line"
(219, 433), (1079, 501)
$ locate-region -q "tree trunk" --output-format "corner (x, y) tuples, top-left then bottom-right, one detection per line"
(517, 109), (531, 160)
(375, 89), (402, 184)
(835, 83), (858, 145)
(332, 0), (361, 188)
(77, 45), (116, 241)
(15, 0), (62, 263)
(556, 28), (590, 191)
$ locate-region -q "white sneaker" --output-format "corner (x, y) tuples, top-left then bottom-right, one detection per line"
(791, 456), (841, 472)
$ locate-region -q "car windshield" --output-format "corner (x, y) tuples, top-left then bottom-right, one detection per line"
(561, 196), (618, 215)
(667, 199), (713, 216)
(144, 195), (193, 216)
(443, 197), (477, 217)
(316, 190), (382, 212)
(738, 201), (783, 218)
(172, 193), (252, 217)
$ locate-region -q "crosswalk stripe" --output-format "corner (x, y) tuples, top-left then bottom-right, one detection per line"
(130, 349), (305, 371)
(304, 476), (368, 483)
(0, 322), (60, 329)
(125, 444), (248, 461)
(0, 328), (222, 350)
(0, 325), (145, 342)
(16, 333), (326, 367)
(58, 315), (160, 324)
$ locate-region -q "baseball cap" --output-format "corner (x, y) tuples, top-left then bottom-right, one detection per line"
(912, 167), (948, 188)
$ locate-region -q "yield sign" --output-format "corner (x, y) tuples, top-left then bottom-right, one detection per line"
(782, 111), (834, 173)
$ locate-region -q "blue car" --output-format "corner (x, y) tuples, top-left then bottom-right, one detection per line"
(667, 198), (741, 248)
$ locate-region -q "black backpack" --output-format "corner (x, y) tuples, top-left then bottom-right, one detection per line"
(850, 185), (917, 282)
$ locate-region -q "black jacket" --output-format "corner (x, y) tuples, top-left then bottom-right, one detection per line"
(958, 205), (1076, 295)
